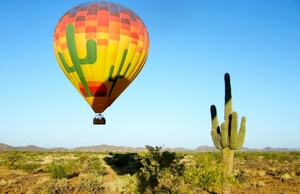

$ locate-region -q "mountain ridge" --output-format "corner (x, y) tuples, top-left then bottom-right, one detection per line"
(0, 143), (299, 152)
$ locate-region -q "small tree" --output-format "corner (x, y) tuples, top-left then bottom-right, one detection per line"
(136, 145), (184, 193)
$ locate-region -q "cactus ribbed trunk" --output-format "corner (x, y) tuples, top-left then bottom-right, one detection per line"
(210, 73), (246, 194)
(221, 148), (234, 194)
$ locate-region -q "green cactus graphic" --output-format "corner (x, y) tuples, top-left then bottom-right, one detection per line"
(108, 49), (131, 97)
(210, 73), (246, 194)
(57, 24), (97, 97)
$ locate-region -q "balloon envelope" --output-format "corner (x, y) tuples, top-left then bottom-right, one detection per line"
(53, 1), (149, 113)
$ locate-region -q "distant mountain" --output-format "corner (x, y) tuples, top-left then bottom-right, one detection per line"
(0, 143), (14, 151)
(0, 143), (299, 152)
(195, 145), (218, 152)
(15, 145), (47, 151)
(164, 147), (193, 152)
(48, 147), (69, 152)
(0, 143), (57, 152)
(262, 147), (293, 152)
(71, 144), (144, 152)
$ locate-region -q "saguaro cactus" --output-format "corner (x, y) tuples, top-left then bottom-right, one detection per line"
(210, 73), (246, 194)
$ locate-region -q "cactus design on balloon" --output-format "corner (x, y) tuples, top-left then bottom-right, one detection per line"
(57, 23), (132, 98)
(108, 49), (131, 97)
(57, 24), (97, 97)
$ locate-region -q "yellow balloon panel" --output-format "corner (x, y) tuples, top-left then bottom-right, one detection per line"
(53, 2), (149, 113)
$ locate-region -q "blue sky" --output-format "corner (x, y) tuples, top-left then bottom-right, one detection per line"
(1, 0), (300, 149)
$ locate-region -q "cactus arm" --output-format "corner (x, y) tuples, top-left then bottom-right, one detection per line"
(116, 49), (131, 78)
(235, 116), (246, 149)
(221, 122), (228, 148)
(229, 112), (238, 149)
(224, 73), (232, 123)
(210, 105), (219, 132)
(79, 39), (97, 64)
(66, 24), (96, 65)
(211, 129), (222, 150)
(58, 52), (76, 73)
(210, 105), (222, 150)
(108, 49), (131, 97)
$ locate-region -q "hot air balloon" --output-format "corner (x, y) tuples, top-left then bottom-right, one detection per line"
(53, 2), (150, 124)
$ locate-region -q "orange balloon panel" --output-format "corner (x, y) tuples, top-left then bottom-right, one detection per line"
(53, 2), (150, 113)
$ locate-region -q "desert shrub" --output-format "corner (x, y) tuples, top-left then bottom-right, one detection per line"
(111, 174), (139, 193)
(2, 151), (25, 169)
(45, 159), (78, 179)
(183, 153), (225, 193)
(234, 169), (250, 184)
(263, 152), (279, 162)
(20, 162), (41, 173)
(77, 153), (90, 163)
(295, 166), (300, 176)
(279, 151), (300, 162)
(104, 152), (141, 175)
(106, 153), (137, 168)
(108, 153), (132, 170)
(155, 168), (190, 194)
(0, 151), (42, 174)
(119, 148), (233, 193)
(41, 178), (72, 194)
(83, 157), (105, 177)
(135, 145), (185, 193)
(262, 152), (295, 163)
(76, 174), (105, 193)
(235, 152), (260, 162)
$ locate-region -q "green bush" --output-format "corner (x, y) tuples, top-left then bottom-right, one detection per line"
(20, 162), (41, 173)
(104, 152), (141, 175)
(77, 153), (90, 163)
(41, 178), (71, 194)
(83, 157), (105, 177)
(136, 145), (185, 193)
(116, 149), (230, 193)
(45, 159), (78, 179)
(112, 174), (139, 193)
(76, 174), (105, 193)
(106, 153), (137, 168)
(2, 151), (25, 169)
(183, 154), (225, 193)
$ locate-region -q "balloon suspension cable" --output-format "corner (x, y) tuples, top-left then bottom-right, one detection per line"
(93, 113), (106, 125)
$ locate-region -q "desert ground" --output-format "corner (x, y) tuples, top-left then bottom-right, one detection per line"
(0, 150), (299, 194)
